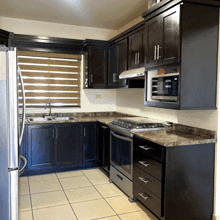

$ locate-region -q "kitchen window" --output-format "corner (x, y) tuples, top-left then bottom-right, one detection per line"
(18, 51), (81, 107)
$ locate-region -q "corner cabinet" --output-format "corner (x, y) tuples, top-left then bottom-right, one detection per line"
(108, 39), (127, 87)
(133, 135), (215, 220)
(144, 3), (219, 109)
(84, 40), (109, 88)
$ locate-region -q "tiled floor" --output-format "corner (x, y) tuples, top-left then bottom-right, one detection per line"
(19, 168), (158, 220)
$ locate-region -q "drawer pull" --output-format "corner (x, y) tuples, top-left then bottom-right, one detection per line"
(139, 161), (150, 167)
(138, 177), (149, 184)
(139, 146), (152, 151)
(117, 174), (123, 181)
(139, 192), (149, 200)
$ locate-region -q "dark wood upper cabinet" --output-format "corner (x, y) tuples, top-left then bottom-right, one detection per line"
(145, 5), (180, 68)
(108, 39), (127, 87)
(84, 40), (108, 88)
(0, 29), (10, 47)
(144, 3), (219, 110)
(128, 29), (145, 69)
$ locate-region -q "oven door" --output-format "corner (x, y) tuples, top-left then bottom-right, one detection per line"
(110, 130), (133, 181)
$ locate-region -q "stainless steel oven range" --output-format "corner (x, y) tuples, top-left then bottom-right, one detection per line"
(109, 117), (170, 202)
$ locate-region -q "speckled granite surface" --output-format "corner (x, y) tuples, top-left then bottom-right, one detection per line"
(22, 112), (217, 146)
(23, 112), (135, 126)
(131, 123), (217, 147)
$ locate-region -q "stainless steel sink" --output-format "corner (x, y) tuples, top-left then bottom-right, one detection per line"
(27, 117), (54, 122)
(53, 116), (75, 121)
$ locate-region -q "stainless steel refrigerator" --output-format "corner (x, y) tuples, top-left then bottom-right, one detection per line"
(0, 46), (27, 220)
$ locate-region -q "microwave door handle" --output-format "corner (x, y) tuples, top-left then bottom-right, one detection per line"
(18, 67), (26, 146)
(111, 131), (132, 142)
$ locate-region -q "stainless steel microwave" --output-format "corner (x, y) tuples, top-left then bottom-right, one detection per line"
(151, 73), (179, 102)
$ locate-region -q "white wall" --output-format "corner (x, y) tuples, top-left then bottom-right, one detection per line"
(0, 16), (117, 40)
(0, 16), (117, 114)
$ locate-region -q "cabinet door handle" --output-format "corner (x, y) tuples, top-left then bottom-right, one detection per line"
(139, 146), (152, 151)
(157, 45), (161, 60)
(139, 192), (149, 200)
(117, 174), (123, 181)
(138, 177), (149, 184)
(84, 127), (86, 137)
(154, 45), (157, 60)
(91, 74), (93, 83)
(134, 53), (137, 64)
(113, 73), (117, 83)
(137, 52), (139, 64)
(139, 161), (150, 167)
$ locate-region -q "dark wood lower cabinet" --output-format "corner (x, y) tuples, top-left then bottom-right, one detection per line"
(56, 123), (83, 168)
(133, 135), (215, 220)
(23, 122), (98, 175)
(27, 124), (56, 172)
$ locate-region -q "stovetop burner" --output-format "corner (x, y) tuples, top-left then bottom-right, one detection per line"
(109, 117), (170, 135)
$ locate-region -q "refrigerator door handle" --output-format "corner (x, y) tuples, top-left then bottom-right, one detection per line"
(18, 67), (26, 146)
(19, 155), (27, 176)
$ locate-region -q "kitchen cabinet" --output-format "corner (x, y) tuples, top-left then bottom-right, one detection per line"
(145, 5), (180, 68)
(56, 123), (83, 168)
(27, 124), (56, 172)
(0, 29), (10, 47)
(84, 40), (109, 88)
(97, 123), (110, 173)
(144, 3), (218, 109)
(128, 28), (145, 69)
(108, 39), (127, 87)
(82, 122), (97, 162)
(133, 135), (215, 220)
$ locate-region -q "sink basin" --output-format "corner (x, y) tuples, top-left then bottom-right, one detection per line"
(28, 117), (54, 122)
(53, 116), (75, 121)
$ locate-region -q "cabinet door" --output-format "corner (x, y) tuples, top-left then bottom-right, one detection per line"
(161, 5), (180, 64)
(145, 16), (162, 67)
(108, 44), (118, 87)
(88, 44), (108, 88)
(82, 123), (97, 162)
(117, 38), (128, 75)
(27, 125), (56, 171)
(128, 29), (145, 69)
(56, 124), (83, 168)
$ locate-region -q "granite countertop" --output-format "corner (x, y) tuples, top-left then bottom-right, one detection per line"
(22, 112), (217, 146)
(131, 123), (217, 147)
(23, 112), (135, 126)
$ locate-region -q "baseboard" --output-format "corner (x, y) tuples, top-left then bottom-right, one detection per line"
(212, 214), (220, 220)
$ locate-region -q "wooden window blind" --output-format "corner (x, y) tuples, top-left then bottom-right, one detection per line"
(18, 51), (81, 107)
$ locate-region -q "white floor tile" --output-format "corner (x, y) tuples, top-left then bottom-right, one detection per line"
(31, 190), (69, 209)
(119, 210), (158, 220)
(29, 179), (62, 194)
(59, 176), (92, 189)
(29, 173), (57, 183)
(19, 195), (32, 211)
(19, 211), (33, 220)
(106, 195), (146, 215)
(56, 170), (84, 179)
(95, 183), (124, 198)
(33, 204), (77, 220)
(71, 199), (115, 220)
(65, 186), (102, 203)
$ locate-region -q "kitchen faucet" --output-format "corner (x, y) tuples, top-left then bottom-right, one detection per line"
(45, 102), (52, 117)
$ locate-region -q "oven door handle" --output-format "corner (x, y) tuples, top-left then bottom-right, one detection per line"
(111, 131), (132, 142)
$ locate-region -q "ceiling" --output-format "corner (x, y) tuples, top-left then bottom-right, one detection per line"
(0, 0), (149, 30)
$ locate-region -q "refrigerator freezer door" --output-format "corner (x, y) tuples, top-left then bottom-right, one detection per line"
(9, 170), (19, 220)
(8, 48), (19, 169)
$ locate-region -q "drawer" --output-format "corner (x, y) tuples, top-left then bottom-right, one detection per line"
(133, 165), (161, 199)
(134, 157), (162, 180)
(134, 181), (162, 218)
(110, 165), (133, 199)
(133, 136), (164, 162)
